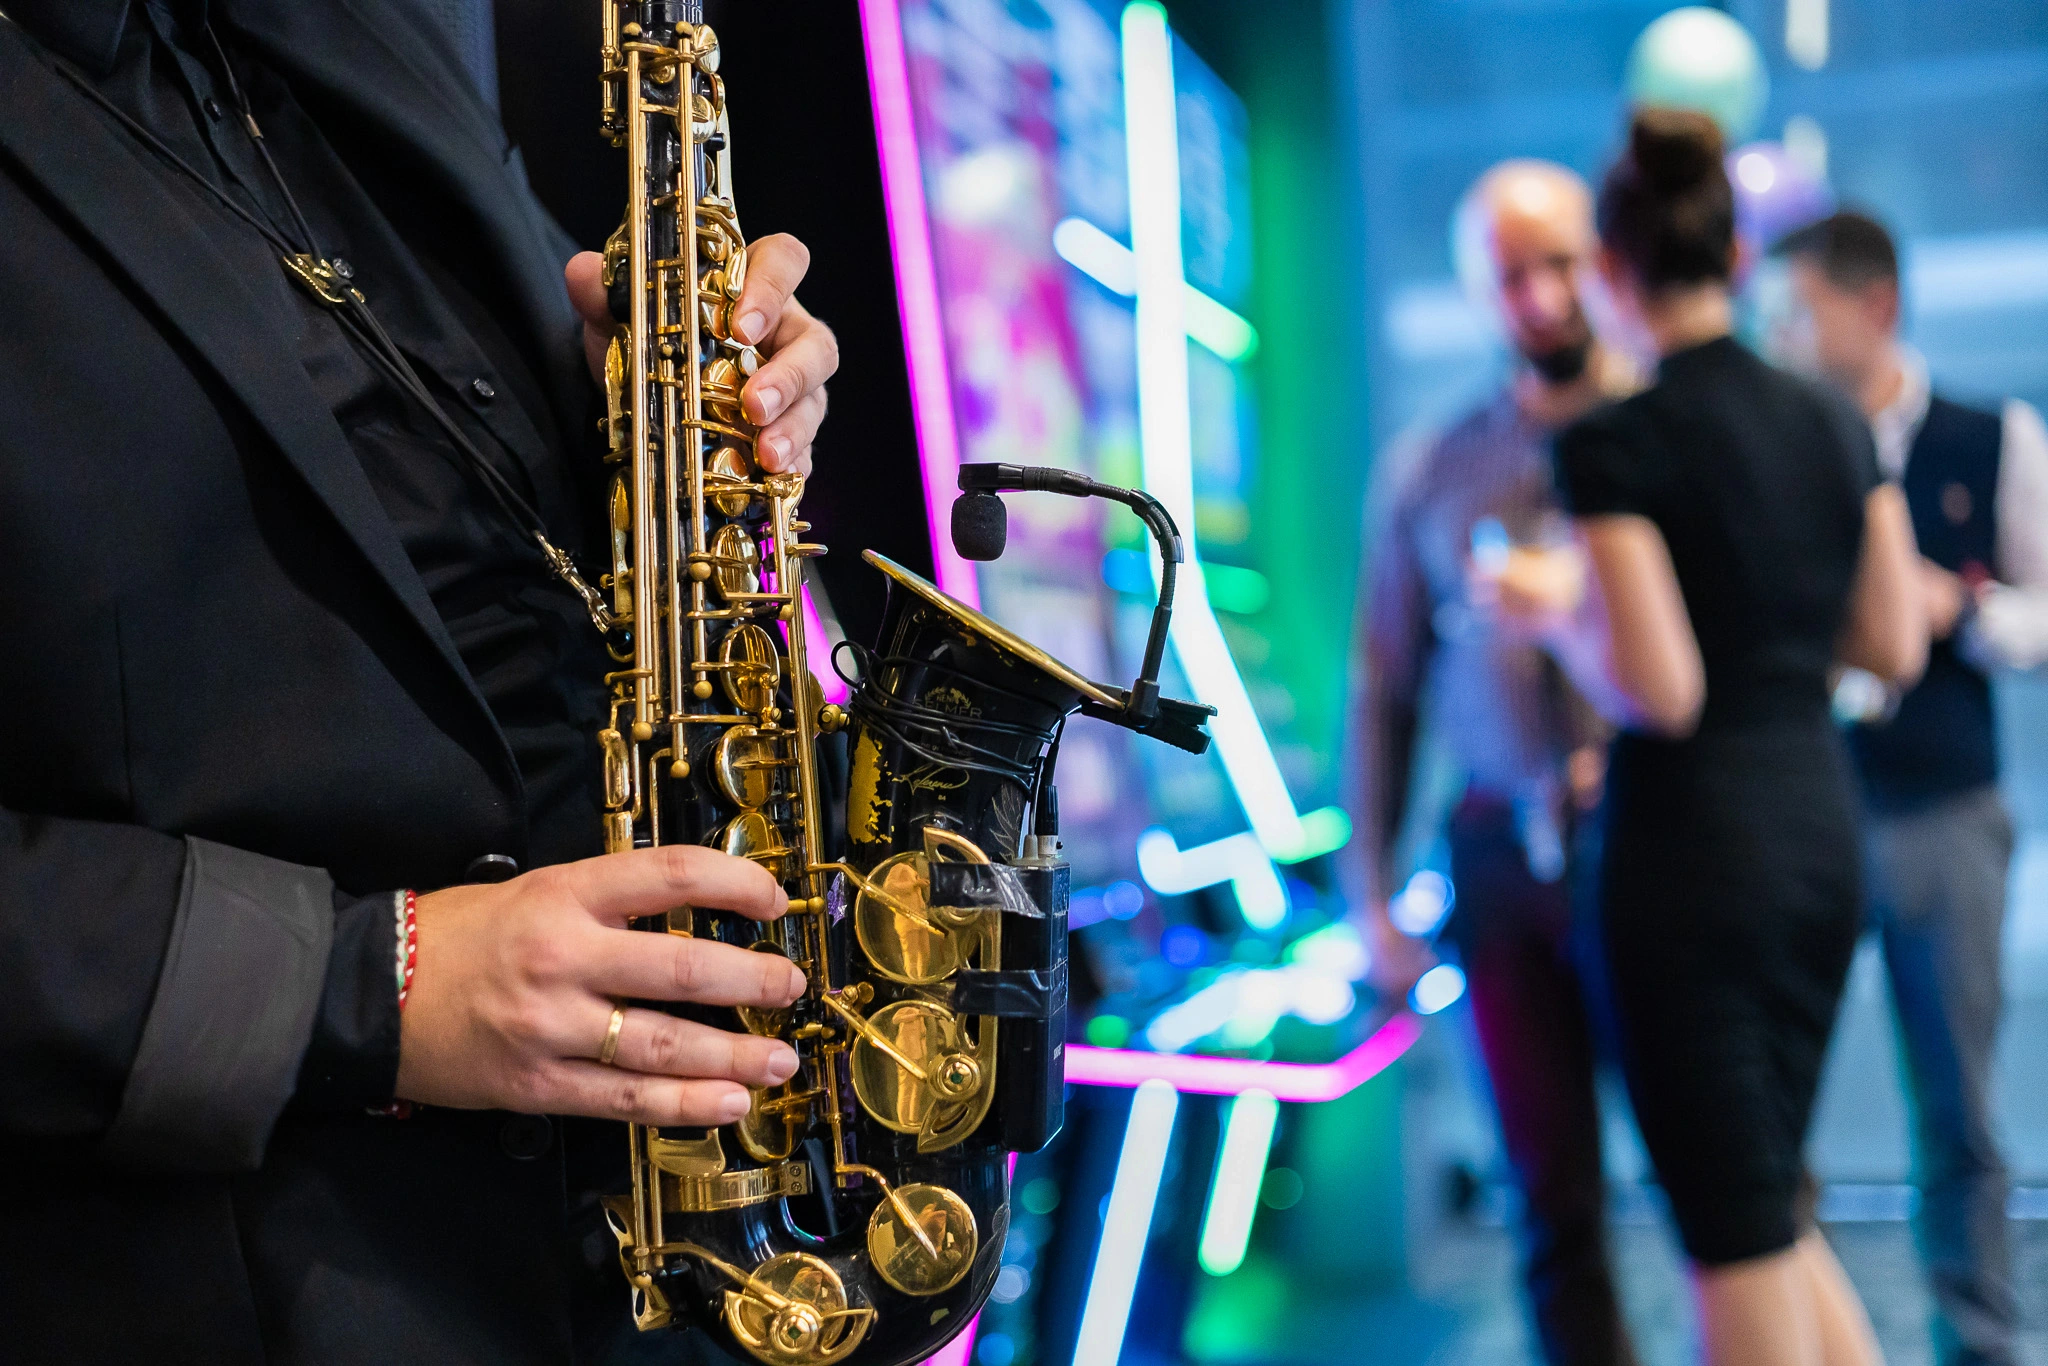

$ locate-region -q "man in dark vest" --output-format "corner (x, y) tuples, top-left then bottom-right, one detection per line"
(1779, 212), (2048, 1366)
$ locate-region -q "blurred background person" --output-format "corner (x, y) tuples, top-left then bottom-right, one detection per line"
(1547, 109), (1925, 1366)
(1350, 159), (1639, 1366)
(1777, 210), (2048, 1366)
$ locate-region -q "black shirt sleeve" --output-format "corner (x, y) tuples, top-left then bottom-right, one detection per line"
(1554, 403), (1651, 518)
(294, 889), (404, 1112)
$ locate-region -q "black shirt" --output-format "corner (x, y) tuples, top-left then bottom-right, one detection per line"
(86, 1), (607, 873)
(16, 0), (608, 1110)
(1556, 335), (1880, 730)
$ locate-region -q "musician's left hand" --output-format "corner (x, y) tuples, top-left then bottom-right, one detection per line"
(565, 233), (838, 477)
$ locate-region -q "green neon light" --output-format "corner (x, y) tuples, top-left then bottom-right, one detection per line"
(1198, 1090), (1280, 1276)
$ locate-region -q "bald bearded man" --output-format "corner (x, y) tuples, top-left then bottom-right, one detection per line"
(1351, 161), (1639, 1366)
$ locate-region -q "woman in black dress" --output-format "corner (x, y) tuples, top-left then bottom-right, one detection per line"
(1548, 111), (1925, 1364)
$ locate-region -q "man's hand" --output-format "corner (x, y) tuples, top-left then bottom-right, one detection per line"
(394, 846), (807, 1127)
(1567, 743), (1606, 813)
(1469, 543), (1589, 642)
(1919, 557), (1968, 640)
(1364, 908), (1438, 1000)
(564, 234), (839, 477)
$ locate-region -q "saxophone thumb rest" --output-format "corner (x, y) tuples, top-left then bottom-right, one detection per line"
(949, 463), (1215, 755)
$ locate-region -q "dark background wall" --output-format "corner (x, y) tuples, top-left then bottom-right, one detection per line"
(493, 1), (929, 649)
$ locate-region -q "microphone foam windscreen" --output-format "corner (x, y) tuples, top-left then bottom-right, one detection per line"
(951, 492), (1008, 562)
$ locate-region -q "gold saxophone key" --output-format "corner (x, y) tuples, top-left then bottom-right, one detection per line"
(853, 851), (970, 986)
(722, 1253), (872, 1366)
(720, 624), (781, 714)
(708, 521), (762, 599)
(866, 1183), (978, 1297)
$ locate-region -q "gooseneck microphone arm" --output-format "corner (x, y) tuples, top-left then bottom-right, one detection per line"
(953, 462), (1186, 724)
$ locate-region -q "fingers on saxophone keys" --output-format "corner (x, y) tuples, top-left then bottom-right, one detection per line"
(551, 1067), (756, 1127)
(742, 312), (837, 432)
(730, 232), (812, 348)
(560, 845), (786, 924)
(757, 387), (828, 474)
(563, 251), (610, 329)
(596, 1007), (799, 1088)
(590, 931), (807, 1008)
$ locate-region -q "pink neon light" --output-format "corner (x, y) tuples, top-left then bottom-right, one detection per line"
(914, 1026), (1425, 1365)
(857, 0), (979, 609)
(1062, 1012), (1425, 1103)
(920, 1303), (978, 1366)
(800, 586), (852, 705)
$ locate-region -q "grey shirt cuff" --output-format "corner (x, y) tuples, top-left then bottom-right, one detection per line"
(101, 836), (334, 1171)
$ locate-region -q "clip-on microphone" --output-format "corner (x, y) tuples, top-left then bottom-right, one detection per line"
(952, 463), (1214, 754)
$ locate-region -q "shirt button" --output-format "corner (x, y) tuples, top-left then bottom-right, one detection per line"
(471, 377), (497, 402)
(203, 96), (224, 121)
(499, 1113), (553, 1161)
(331, 257), (355, 281)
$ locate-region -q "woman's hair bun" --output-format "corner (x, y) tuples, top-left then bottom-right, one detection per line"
(1627, 107), (1725, 192)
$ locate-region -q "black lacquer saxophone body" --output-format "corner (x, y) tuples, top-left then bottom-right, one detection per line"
(593, 7), (1211, 1364)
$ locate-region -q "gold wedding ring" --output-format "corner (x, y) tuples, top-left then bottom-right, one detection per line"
(600, 1005), (627, 1067)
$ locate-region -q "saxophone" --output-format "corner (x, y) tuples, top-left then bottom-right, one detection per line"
(595, 7), (1212, 1363)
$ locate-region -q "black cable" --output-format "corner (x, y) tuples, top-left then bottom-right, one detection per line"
(203, 25), (323, 262)
(50, 29), (569, 584)
(833, 641), (1059, 786)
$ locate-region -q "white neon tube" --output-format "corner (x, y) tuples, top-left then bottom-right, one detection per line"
(1072, 1078), (1181, 1366)
(1197, 1089), (1280, 1276)
(1135, 827), (1287, 930)
(1121, 2), (1309, 860)
(1052, 216), (1259, 362)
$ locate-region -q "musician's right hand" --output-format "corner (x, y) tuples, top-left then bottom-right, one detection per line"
(393, 846), (807, 1126)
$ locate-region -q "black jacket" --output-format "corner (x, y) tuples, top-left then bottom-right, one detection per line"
(0, 3), (627, 1360)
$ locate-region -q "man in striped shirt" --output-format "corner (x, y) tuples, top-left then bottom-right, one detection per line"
(1350, 161), (1639, 1366)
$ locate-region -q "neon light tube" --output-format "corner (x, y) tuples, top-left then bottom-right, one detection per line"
(1065, 1010), (1423, 1103)
(1182, 286), (1260, 362)
(1121, 2), (1327, 863)
(1052, 217), (1138, 295)
(857, 0), (980, 607)
(799, 586), (851, 706)
(1072, 1079), (1181, 1366)
(1052, 216), (1260, 362)
(1135, 827), (1287, 929)
(1198, 1090), (1279, 1276)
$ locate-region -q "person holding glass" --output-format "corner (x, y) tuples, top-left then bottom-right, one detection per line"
(1517, 108), (1926, 1366)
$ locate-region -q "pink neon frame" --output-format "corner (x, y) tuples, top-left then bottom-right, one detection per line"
(853, 0), (1426, 1105)
(1064, 1012), (1424, 1102)
(857, 0), (980, 610)
(799, 587), (852, 706)
(914, 1020), (1423, 1365)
